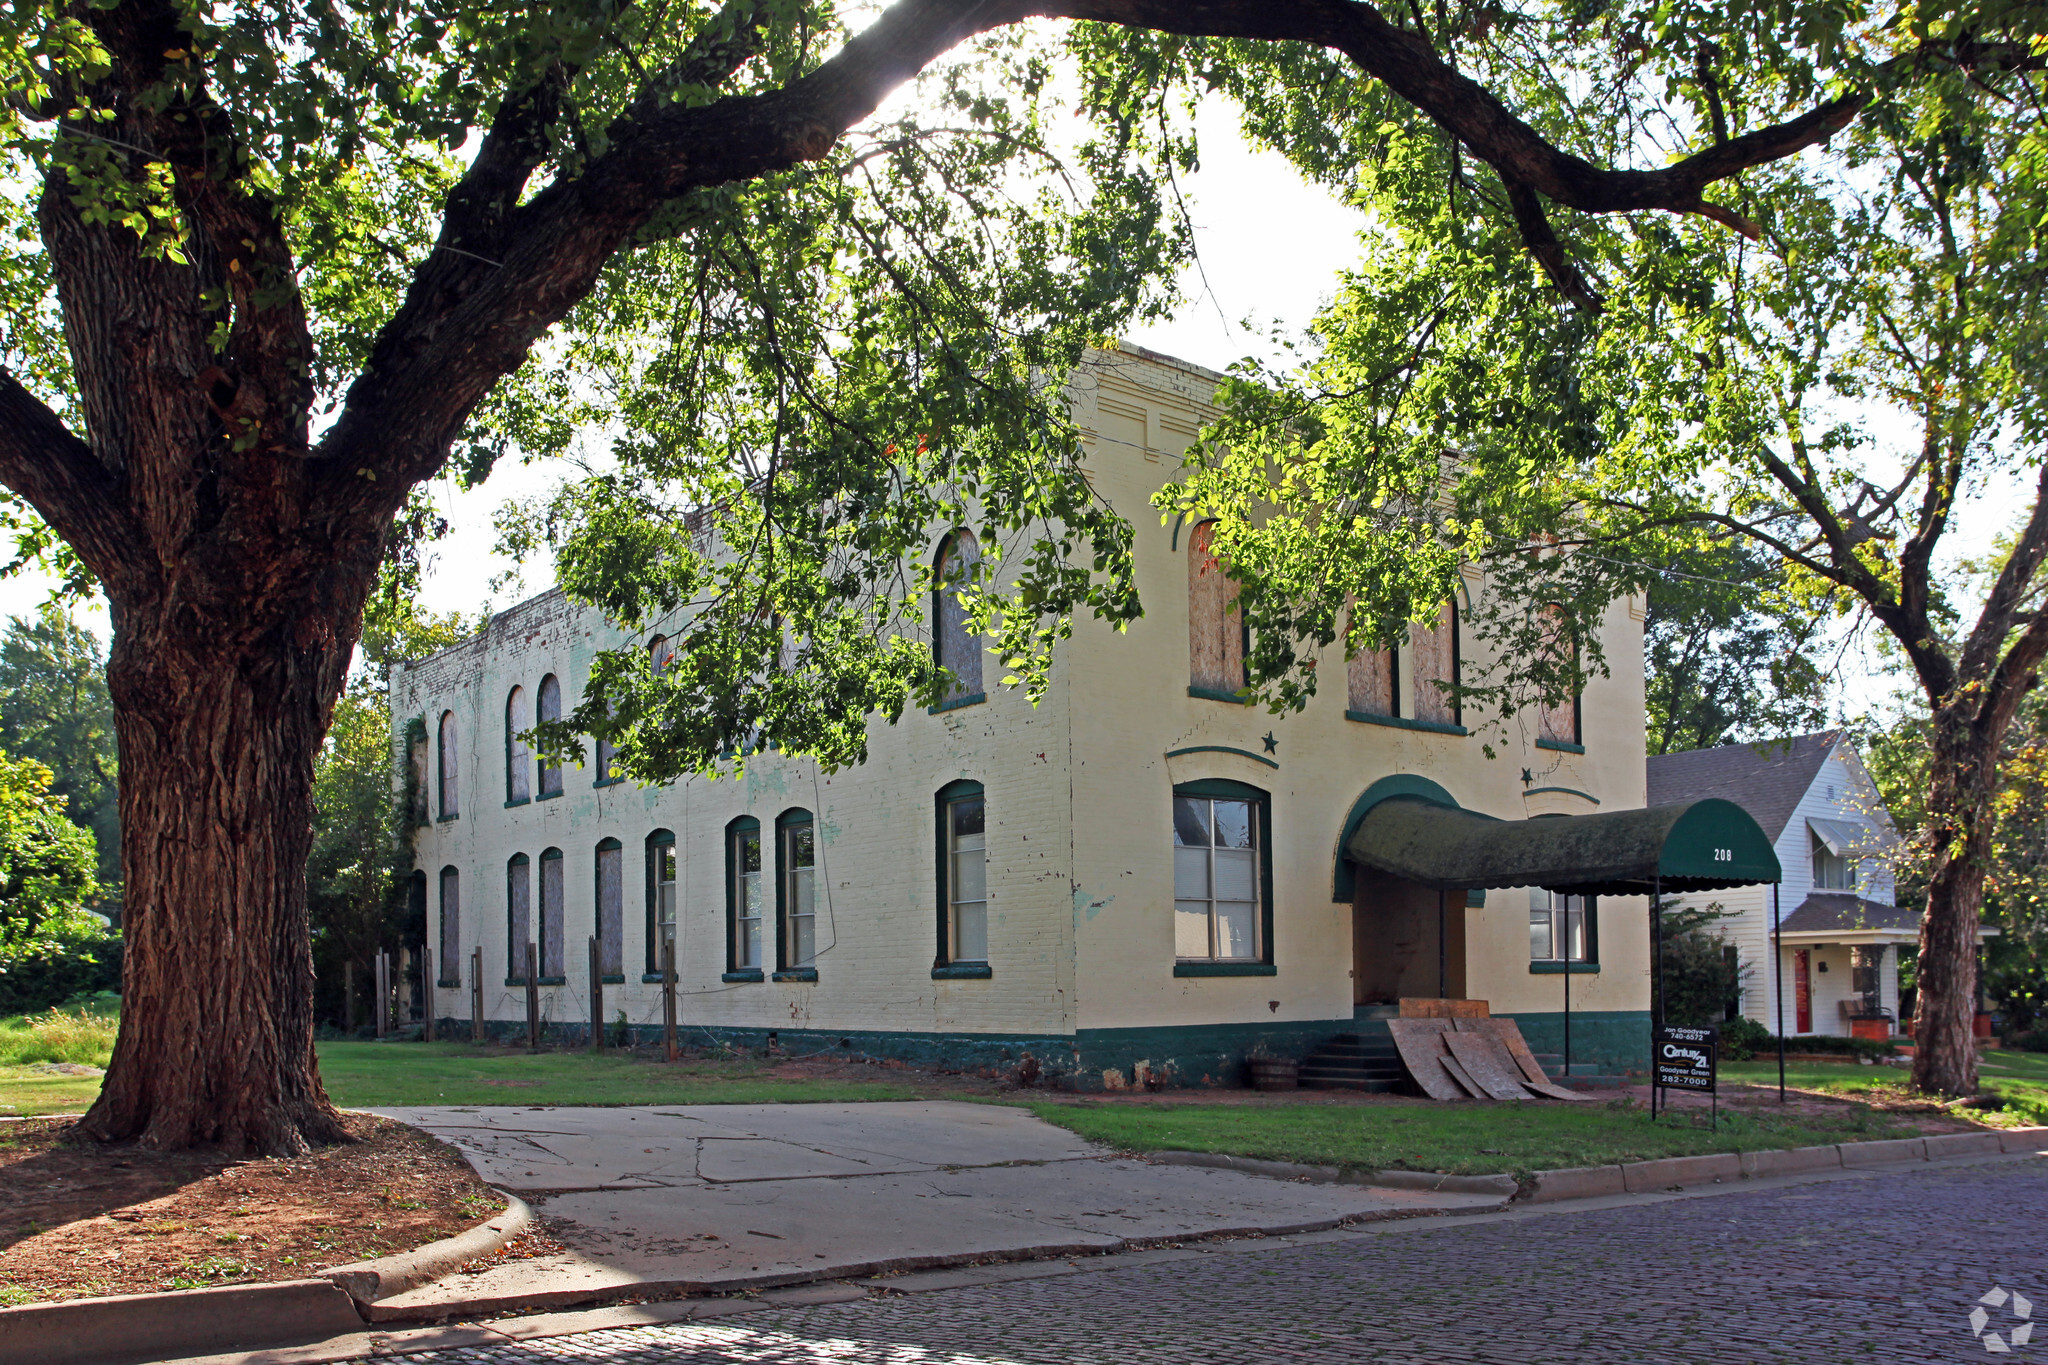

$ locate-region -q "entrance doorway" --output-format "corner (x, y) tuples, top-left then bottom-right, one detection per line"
(1351, 866), (1467, 1006)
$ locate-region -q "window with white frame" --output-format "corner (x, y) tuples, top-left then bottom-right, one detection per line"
(944, 787), (987, 963)
(1811, 831), (1856, 890)
(781, 812), (816, 968)
(1529, 889), (1595, 962)
(729, 819), (763, 971)
(1173, 789), (1263, 961)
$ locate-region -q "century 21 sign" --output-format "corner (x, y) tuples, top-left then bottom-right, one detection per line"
(1654, 1023), (1718, 1094)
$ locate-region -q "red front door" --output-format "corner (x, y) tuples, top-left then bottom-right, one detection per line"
(1795, 950), (1812, 1033)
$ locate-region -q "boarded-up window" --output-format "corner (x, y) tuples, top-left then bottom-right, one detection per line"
(435, 869), (457, 985)
(507, 853), (531, 981)
(539, 848), (565, 979)
(437, 710), (460, 818)
(536, 674), (562, 797)
(1412, 599), (1459, 726)
(595, 838), (623, 978)
(934, 531), (983, 702)
(505, 686), (530, 803)
(1188, 521), (1243, 695)
(1346, 618), (1398, 718)
(1537, 604), (1579, 745)
(408, 725), (430, 826)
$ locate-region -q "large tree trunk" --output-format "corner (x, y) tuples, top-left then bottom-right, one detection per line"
(1910, 721), (1994, 1097)
(77, 602), (355, 1154)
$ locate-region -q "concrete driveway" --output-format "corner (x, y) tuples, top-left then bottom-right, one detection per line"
(369, 1100), (1504, 1320)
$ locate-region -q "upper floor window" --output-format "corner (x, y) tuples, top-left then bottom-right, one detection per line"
(779, 809), (817, 969)
(505, 686), (531, 804)
(1812, 832), (1856, 890)
(728, 817), (763, 972)
(1529, 890), (1596, 962)
(407, 721), (431, 825)
(646, 829), (676, 975)
(1535, 603), (1579, 747)
(1173, 784), (1265, 962)
(1412, 599), (1460, 728)
(1188, 521), (1245, 698)
(934, 531), (984, 703)
(650, 634), (674, 672)
(939, 783), (987, 964)
(1347, 607), (1398, 718)
(536, 674), (563, 798)
(437, 710), (460, 819)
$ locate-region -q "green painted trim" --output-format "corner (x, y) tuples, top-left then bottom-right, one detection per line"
(593, 775), (626, 787)
(1164, 744), (1278, 770)
(1467, 889), (1486, 907)
(1332, 774), (1466, 902)
(601, 973), (625, 984)
(775, 807), (814, 973)
(1530, 960), (1601, 974)
(932, 963), (992, 979)
(1525, 785), (1600, 804)
(1186, 685), (1250, 705)
(1499, 1009), (1650, 1073)
(535, 790), (562, 802)
(436, 977), (459, 988)
(1173, 961), (1277, 977)
(504, 978), (533, 988)
(722, 969), (764, 983)
(641, 973), (668, 984)
(536, 975), (568, 986)
(503, 797), (530, 809)
(772, 967), (819, 983)
(928, 692), (987, 714)
(437, 813), (459, 824)
(1344, 710), (1468, 737)
(726, 815), (760, 974)
(1171, 779), (1275, 967)
(1535, 737), (1586, 754)
(645, 828), (676, 976)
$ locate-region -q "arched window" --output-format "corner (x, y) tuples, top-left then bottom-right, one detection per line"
(1535, 603), (1579, 747)
(407, 720), (430, 826)
(1187, 521), (1244, 697)
(437, 710), (460, 819)
(431, 870), (457, 986)
(726, 816), (763, 975)
(538, 847), (565, 980)
(595, 836), (624, 981)
(1173, 779), (1271, 963)
(505, 686), (531, 804)
(1412, 598), (1460, 727)
(933, 531), (984, 704)
(646, 829), (677, 975)
(536, 674), (563, 798)
(650, 634), (674, 672)
(936, 782), (987, 966)
(506, 853), (531, 982)
(777, 808), (817, 970)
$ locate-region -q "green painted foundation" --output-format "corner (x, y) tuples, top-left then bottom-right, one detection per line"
(1496, 1009), (1651, 1074)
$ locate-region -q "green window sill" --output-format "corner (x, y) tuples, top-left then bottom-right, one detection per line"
(928, 692), (987, 715)
(773, 967), (819, 983)
(1187, 685), (1250, 705)
(600, 974), (625, 984)
(1345, 710), (1467, 737)
(722, 969), (765, 983)
(932, 963), (993, 979)
(1529, 961), (1600, 974)
(503, 796), (530, 809)
(1174, 961), (1277, 977)
(1535, 737), (1585, 754)
(536, 975), (568, 986)
(594, 776), (626, 788)
(436, 978), (461, 989)
(437, 813), (459, 824)
(642, 972), (672, 985)
(537, 788), (563, 801)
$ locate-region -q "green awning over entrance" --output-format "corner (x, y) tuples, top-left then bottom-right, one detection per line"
(1344, 796), (1782, 897)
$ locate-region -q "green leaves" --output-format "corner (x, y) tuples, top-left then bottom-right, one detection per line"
(0, 748), (98, 953)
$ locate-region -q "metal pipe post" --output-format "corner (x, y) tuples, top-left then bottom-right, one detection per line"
(1773, 881), (1786, 1103)
(589, 935), (603, 1052)
(1651, 877), (1662, 1119)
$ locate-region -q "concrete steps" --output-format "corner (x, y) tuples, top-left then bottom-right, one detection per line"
(1298, 1031), (1405, 1093)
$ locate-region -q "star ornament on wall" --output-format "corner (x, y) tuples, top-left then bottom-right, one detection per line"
(1262, 732), (1279, 754)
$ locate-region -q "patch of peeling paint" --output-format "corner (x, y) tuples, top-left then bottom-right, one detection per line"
(1074, 887), (1114, 920)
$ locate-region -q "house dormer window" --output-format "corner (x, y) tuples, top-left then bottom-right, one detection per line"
(1811, 831), (1855, 890)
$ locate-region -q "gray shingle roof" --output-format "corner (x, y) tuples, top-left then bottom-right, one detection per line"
(1645, 731), (1841, 841)
(1777, 894), (1920, 935)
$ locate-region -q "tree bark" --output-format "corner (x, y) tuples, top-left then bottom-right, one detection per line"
(1910, 714), (1995, 1096)
(76, 595), (357, 1154)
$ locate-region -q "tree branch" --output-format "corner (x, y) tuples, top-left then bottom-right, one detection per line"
(0, 373), (143, 593)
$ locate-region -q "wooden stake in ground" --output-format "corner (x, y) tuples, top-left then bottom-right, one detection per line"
(589, 936), (602, 1053)
(422, 946), (435, 1043)
(374, 952), (389, 1039)
(471, 947), (484, 1045)
(525, 943), (540, 1052)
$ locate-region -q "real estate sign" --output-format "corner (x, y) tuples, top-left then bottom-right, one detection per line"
(1654, 1023), (1717, 1094)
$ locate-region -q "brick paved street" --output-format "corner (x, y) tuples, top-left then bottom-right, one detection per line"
(404, 1157), (2047, 1364)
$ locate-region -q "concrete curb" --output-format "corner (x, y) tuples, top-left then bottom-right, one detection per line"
(0, 1278), (365, 1365)
(319, 1191), (531, 1303)
(1145, 1150), (1518, 1197)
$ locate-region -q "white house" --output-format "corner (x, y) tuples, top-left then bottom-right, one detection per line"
(389, 344), (1749, 1088)
(1646, 730), (1992, 1038)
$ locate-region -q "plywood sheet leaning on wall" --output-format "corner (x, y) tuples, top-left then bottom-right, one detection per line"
(1443, 1029), (1539, 1100)
(1386, 1018), (1469, 1101)
(1400, 998), (1490, 1019)
(1459, 1017), (1595, 1102)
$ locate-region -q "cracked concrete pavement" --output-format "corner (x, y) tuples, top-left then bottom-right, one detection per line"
(368, 1100), (1504, 1319)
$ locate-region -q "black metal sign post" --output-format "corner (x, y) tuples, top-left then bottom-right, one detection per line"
(1650, 876), (1663, 1119)
(1654, 1023), (1719, 1130)
(1772, 881), (1787, 1103)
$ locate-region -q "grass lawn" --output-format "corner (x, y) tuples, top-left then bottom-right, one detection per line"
(0, 1067), (104, 1117)
(1725, 1050), (2048, 1125)
(1021, 1095), (1932, 1178)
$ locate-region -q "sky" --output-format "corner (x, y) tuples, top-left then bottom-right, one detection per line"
(0, 93), (2022, 726)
